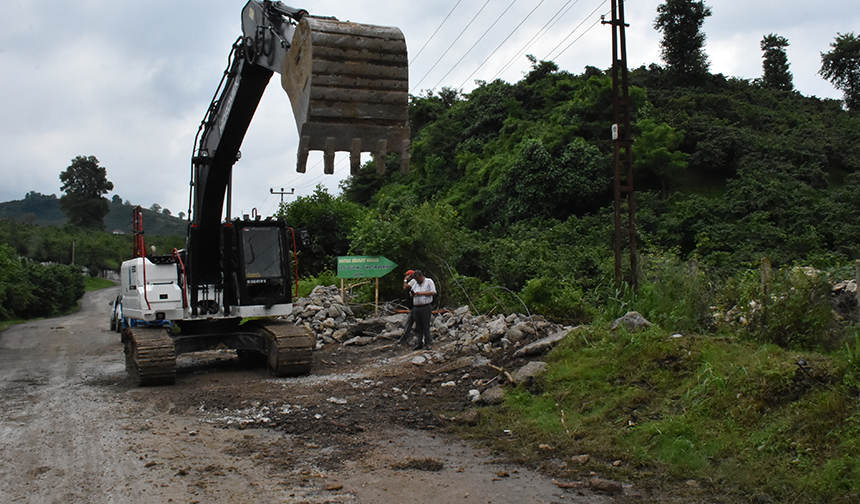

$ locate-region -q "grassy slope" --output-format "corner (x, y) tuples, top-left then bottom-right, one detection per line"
(459, 323), (859, 503)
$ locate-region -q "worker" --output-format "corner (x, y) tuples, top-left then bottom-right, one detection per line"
(408, 270), (436, 350)
(397, 270), (417, 346)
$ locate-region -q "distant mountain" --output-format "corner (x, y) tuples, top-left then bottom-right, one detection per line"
(0, 192), (66, 226)
(0, 192), (187, 236)
(105, 198), (187, 236)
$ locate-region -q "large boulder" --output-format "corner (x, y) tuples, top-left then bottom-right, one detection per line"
(512, 361), (547, 386)
(513, 329), (570, 357)
(610, 311), (652, 332)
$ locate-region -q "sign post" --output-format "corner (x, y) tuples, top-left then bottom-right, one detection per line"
(337, 256), (398, 316)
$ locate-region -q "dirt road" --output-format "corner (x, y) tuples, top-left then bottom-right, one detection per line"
(0, 287), (619, 503)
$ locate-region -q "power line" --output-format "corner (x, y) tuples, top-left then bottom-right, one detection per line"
(492, 0), (580, 80)
(263, 155), (350, 215)
(411, 0), (465, 64)
(411, 0), (491, 92)
(544, 0), (608, 62)
(458, 0), (546, 89)
(550, 14), (604, 61)
(433, 0), (521, 90)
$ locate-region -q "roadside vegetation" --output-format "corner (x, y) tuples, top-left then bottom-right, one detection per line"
(0, 242), (84, 323)
(280, 29), (860, 499)
(460, 256), (860, 503)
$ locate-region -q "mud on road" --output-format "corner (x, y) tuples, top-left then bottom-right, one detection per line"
(0, 287), (626, 503)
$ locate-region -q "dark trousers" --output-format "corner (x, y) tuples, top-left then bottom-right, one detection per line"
(399, 309), (415, 342)
(413, 303), (432, 345)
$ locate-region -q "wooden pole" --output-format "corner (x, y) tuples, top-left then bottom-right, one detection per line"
(761, 257), (772, 298)
(375, 278), (379, 317)
(854, 259), (860, 315)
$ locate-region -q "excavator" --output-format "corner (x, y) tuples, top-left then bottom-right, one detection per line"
(117, 0), (409, 386)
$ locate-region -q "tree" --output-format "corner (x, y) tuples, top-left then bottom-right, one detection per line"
(819, 32), (860, 111)
(654, 0), (712, 84)
(634, 119), (690, 197)
(58, 155), (114, 230)
(281, 185), (367, 277)
(149, 203), (162, 213)
(760, 34), (793, 91)
(490, 138), (606, 224)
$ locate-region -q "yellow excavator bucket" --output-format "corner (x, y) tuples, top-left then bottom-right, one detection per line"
(282, 16), (410, 175)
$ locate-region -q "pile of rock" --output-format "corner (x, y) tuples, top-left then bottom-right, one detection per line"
(286, 285), (358, 344)
(285, 285), (575, 358)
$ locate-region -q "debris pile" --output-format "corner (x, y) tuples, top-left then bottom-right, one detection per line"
(286, 286), (575, 358)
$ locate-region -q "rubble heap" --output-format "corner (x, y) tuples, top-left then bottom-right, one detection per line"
(286, 285), (575, 357)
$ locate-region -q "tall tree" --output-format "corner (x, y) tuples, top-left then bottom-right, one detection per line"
(654, 0), (712, 84)
(819, 32), (860, 111)
(58, 155), (114, 230)
(634, 119), (689, 197)
(281, 185), (366, 277)
(760, 34), (793, 91)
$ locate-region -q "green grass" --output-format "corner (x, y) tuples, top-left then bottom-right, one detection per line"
(84, 276), (116, 292)
(0, 318), (28, 333)
(463, 324), (860, 503)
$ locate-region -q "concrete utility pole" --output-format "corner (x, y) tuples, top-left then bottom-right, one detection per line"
(603, 0), (638, 289)
(270, 187), (295, 205)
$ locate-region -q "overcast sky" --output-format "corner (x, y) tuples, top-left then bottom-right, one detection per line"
(1, 0), (856, 222)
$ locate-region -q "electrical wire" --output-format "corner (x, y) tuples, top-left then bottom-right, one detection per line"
(457, 0), (546, 89)
(492, 0), (580, 80)
(411, 0), (465, 64)
(544, 0), (608, 62)
(432, 0), (520, 90)
(550, 14), (604, 60)
(411, 0), (491, 92)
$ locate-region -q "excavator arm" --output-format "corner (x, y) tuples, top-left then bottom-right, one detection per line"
(186, 0), (409, 313)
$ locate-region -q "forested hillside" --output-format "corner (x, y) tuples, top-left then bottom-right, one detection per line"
(0, 192), (186, 236)
(0, 218), (185, 278)
(328, 61), (860, 299)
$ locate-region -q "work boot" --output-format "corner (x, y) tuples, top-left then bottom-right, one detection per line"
(412, 340), (424, 351)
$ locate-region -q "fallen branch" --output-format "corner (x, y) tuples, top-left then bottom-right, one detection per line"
(487, 363), (515, 384)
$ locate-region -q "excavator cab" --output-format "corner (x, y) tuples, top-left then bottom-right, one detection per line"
(228, 218), (292, 315)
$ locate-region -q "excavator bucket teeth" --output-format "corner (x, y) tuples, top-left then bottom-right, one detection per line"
(282, 16), (410, 175)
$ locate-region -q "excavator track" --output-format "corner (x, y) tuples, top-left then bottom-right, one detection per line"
(124, 327), (176, 386)
(260, 321), (316, 377)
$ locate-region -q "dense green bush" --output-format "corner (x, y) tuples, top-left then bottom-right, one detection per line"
(713, 265), (839, 350)
(519, 275), (595, 324)
(633, 252), (715, 332)
(0, 243), (84, 320)
(280, 185), (368, 278)
(348, 200), (469, 304)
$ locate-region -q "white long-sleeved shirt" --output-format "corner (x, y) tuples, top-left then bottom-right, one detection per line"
(409, 277), (436, 306)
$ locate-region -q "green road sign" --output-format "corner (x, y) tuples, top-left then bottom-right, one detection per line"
(337, 255), (398, 279)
